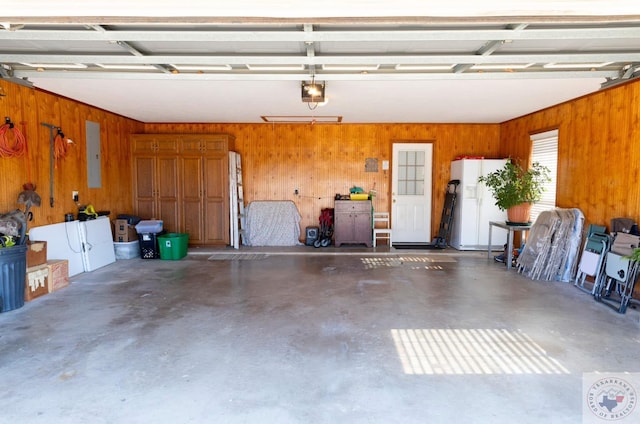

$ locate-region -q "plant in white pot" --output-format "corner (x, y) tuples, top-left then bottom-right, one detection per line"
(478, 159), (551, 224)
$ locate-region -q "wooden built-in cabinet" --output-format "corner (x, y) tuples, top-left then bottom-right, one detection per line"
(334, 200), (372, 247)
(132, 134), (235, 245)
(133, 154), (180, 235)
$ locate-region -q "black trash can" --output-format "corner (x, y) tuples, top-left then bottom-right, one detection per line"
(138, 232), (165, 259)
(0, 244), (27, 312)
(135, 220), (164, 259)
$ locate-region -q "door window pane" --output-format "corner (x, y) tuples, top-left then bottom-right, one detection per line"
(398, 181), (407, 195)
(407, 166), (416, 180)
(398, 149), (425, 195)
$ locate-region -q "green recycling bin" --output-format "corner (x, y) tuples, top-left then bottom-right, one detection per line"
(157, 233), (189, 260)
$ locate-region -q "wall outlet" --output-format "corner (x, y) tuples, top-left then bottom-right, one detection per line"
(72, 191), (79, 202)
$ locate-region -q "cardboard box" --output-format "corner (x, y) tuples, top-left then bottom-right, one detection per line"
(114, 219), (138, 242)
(26, 240), (47, 268)
(47, 259), (69, 292)
(25, 264), (50, 301)
(114, 218), (128, 233)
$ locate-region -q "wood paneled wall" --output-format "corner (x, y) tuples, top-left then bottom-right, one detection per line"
(5, 77), (636, 244)
(144, 123), (502, 237)
(501, 79), (640, 230)
(0, 80), (143, 230)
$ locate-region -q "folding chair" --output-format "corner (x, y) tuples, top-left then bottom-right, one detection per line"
(610, 217), (636, 234)
(595, 232), (640, 314)
(373, 212), (392, 247)
(574, 224), (609, 295)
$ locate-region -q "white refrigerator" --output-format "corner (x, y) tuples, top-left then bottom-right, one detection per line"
(450, 158), (508, 250)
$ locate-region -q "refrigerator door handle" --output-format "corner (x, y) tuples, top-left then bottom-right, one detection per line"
(477, 160), (484, 203)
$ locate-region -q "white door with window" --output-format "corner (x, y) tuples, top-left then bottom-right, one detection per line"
(391, 143), (433, 243)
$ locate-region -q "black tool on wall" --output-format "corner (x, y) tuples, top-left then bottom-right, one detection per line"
(41, 122), (73, 208)
(41, 122), (59, 207)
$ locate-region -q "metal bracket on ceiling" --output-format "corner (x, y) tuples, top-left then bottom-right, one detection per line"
(600, 62), (640, 89)
(0, 64), (34, 88)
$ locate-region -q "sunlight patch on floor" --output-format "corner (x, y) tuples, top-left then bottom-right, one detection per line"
(391, 328), (570, 375)
(361, 256), (454, 269)
(208, 253), (270, 260)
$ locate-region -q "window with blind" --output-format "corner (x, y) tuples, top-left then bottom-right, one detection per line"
(530, 129), (558, 222)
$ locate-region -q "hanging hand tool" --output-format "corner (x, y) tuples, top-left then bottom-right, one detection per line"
(41, 122), (58, 207)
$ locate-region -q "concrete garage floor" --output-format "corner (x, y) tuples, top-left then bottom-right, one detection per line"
(1, 246), (639, 424)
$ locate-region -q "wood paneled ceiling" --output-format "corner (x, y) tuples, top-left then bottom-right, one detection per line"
(1, 2), (639, 123)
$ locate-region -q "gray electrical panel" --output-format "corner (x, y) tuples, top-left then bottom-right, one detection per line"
(86, 120), (101, 188)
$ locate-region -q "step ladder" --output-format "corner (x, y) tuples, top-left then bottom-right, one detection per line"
(229, 152), (246, 249)
(431, 179), (460, 248)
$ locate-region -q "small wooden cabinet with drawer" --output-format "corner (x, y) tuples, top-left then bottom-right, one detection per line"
(334, 200), (372, 247)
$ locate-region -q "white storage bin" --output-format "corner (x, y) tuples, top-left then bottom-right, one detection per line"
(114, 240), (140, 259)
(135, 220), (163, 234)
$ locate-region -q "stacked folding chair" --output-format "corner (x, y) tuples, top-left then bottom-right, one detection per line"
(574, 224), (609, 295)
(593, 220), (640, 314)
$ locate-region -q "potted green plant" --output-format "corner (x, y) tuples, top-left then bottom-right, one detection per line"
(625, 247), (640, 263)
(478, 159), (551, 224)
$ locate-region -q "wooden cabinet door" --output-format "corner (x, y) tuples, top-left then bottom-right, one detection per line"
(132, 137), (157, 154)
(156, 156), (179, 233)
(353, 212), (373, 247)
(155, 139), (178, 154)
(132, 136), (178, 154)
(133, 155), (156, 220)
(333, 201), (353, 246)
(333, 212), (352, 247)
(201, 136), (229, 154)
(203, 155), (229, 244)
(181, 156), (204, 244)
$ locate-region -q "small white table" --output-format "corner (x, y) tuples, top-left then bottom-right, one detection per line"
(488, 221), (533, 270)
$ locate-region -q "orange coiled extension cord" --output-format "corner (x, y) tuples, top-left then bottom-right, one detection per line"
(0, 120), (27, 158)
(54, 131), (72, 159)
